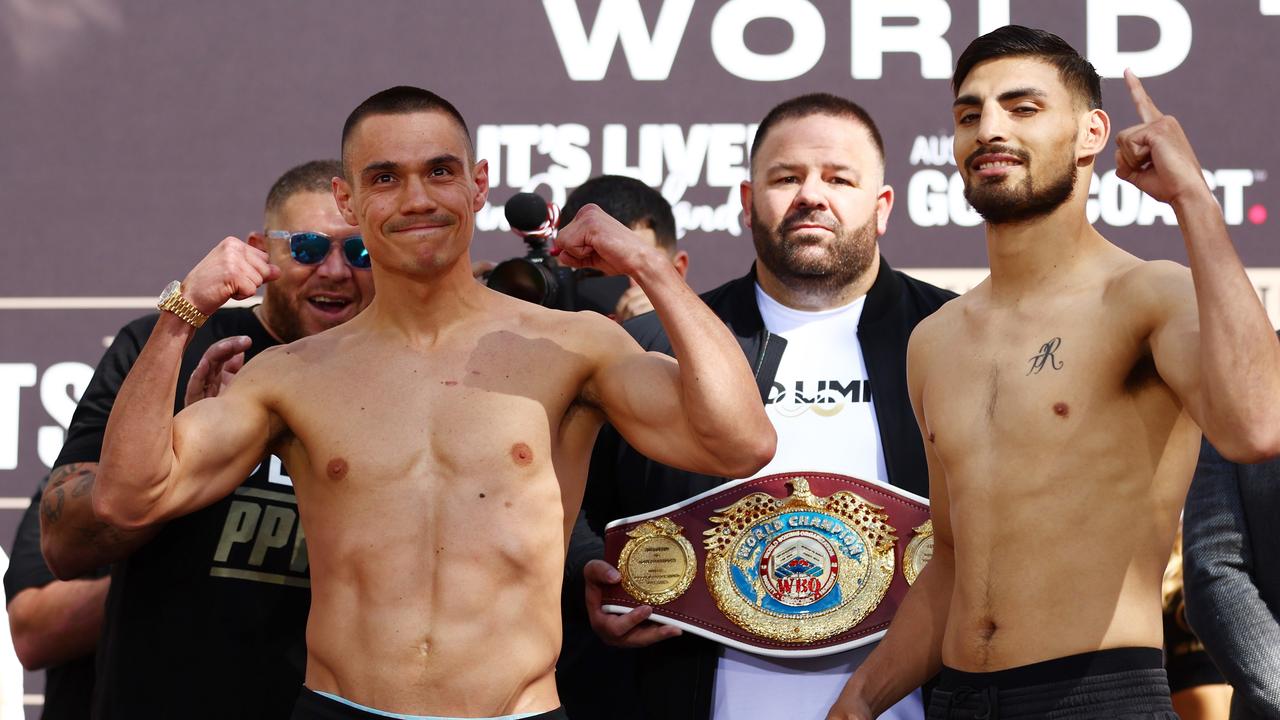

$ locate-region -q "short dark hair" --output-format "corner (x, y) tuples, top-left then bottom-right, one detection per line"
(340, 86), (473, 177)
(953, 25), (1102, 110)
(750, 93), (885, 171)
(558, 175), (678, 252)
(265, 159), (343, 216)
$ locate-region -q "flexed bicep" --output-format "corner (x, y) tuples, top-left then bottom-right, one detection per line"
(585, 315), (773, 480)
(591, 348), (728, 475)
(161, 375), (277, 518)
(95, 349), (282, 529)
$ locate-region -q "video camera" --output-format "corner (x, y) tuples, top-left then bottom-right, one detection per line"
(486, 192), (610, 311)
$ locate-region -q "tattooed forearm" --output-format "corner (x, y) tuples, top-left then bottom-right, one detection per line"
(41, 461), (159, 578)
(1027, 337), (1065, 375)
(40, 485), (65, 524)
(70, 468), (94, 497)
(77, 520), (126, 546)
(40, 463), (96, 526)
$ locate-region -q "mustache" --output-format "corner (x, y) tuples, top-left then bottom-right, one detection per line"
(779, 209), (838, 234)
(964, 144), (1031, 169)
(385, 214), (455, 233)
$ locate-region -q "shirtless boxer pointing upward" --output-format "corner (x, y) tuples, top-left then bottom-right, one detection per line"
(830, 26), (1280, 719)
(91, 87), (775, 720)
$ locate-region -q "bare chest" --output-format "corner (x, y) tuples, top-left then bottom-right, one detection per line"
(272, 338), (593, 489)
(923, 308), (1159, 466)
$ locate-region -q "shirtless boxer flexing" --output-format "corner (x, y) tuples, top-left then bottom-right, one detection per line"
(90, 87), (775, 720)
(829, 26), (1280, 719)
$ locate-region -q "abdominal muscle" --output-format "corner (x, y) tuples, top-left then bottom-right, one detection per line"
(298, 465), (568, 716)
(937, 446), (1193, 672)
(939, 519), (1168, 672)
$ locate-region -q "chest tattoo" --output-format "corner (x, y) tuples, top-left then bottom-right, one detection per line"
(1026, 337), (1064, 375)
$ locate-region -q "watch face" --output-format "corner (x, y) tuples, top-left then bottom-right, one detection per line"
(159, 280), (181, 303)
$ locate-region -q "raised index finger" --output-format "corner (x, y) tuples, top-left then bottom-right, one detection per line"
(1124, 69), (1163, 123)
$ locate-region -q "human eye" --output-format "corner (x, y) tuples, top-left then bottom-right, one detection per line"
(429, 165), (455, 178)
(956, 111), (979, 125)
(1012, 105), (1039, 116)
(371, 172), (395, 185)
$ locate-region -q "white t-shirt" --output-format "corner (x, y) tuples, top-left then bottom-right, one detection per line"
(710, 286), (923, 720)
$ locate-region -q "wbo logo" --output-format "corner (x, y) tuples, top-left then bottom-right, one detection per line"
(759, 525), (842, 608)
(704, 477), (897, 644)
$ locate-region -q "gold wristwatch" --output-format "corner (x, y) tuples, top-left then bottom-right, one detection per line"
(157, 281), (208, 328)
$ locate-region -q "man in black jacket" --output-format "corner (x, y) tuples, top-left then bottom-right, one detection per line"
(562, 94), (955, 720)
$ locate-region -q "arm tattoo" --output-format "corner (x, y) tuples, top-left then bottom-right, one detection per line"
(77, 520), (125, 546)
(41, 485), (65, 524)
(42, 463), (97, 524)
(69, 468), (95, 497)
(1027, 337), (1065, 375)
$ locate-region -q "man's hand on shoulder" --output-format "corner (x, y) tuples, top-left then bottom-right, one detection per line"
(183, 335), (252, 406)
(182, 237), (281, 316)
(583, 559), (681, 648)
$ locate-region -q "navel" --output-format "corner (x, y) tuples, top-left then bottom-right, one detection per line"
(927, 432), (936, 444)
(1053, 402), (1070, 418)
(327, 457), (348, 480)
(511, 442), (534, 466)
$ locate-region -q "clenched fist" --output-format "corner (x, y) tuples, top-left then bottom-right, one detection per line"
(554, 205), (665, 279)
(181, 237), (280, 315)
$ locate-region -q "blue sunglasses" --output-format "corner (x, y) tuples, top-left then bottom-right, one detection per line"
(266, 230), (371, 269)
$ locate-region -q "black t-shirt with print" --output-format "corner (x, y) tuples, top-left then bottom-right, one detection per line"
(54, 307), (310, 720)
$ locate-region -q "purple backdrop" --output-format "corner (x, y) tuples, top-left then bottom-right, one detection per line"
(3, 1), (1278, 715)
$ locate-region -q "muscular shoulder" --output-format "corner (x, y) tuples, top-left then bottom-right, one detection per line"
(1110, 259), (1192, 301)
(223, 340), (307, 400)
(1108, 259), (1195, 329)
(469, 292), (636, 364)
(538, 302), (635, 357)
(911, 285), (974, 344)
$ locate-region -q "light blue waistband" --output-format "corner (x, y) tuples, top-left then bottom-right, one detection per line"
(313, 690), (545, 720)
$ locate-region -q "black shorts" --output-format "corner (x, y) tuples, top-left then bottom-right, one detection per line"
(927, 647), (1179, 719)
(291, 688), (569, 720)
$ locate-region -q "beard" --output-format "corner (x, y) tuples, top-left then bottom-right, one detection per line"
(260, 284), (309, 343)
(752, 205), (878, 297)
(962, 144), (1077, 225)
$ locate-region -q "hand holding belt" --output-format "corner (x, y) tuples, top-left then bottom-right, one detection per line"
(602, 472), (932, 657)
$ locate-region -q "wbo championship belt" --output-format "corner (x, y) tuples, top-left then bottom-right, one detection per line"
(602, 472), (931, 657)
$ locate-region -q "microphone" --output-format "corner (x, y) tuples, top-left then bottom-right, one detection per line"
(504, 192), (559, 239)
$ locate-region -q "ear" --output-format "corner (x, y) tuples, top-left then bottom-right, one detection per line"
(739, 180), (754, 229)
(1078, 108), (1110, 163)
(247, 231), (267, 252)
(672, 249), (690, 279)
(875, 184), (895, 237)
(471, 159), (490, 212)
(333, 176), (359, 227)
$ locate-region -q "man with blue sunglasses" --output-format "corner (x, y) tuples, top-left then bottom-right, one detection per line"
(36, 159), (373, 719)
(250, 174), (374, 344)
(90, 86), (774, 720)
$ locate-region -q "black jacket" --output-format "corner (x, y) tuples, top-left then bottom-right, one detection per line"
(1183, 438), (1280, 719)
(560, 258), (955, 720)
